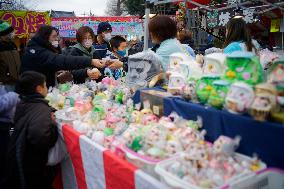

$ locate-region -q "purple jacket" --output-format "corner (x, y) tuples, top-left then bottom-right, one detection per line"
(0, 85), (19, 123)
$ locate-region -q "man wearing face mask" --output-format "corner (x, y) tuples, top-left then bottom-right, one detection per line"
(94, 22), (113, 59)
(0, 21), (21, 91)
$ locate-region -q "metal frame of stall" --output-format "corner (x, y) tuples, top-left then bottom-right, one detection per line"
(144, 0), (284, 51)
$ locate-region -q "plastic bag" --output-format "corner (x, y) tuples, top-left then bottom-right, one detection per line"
(47, 133), (68, 166)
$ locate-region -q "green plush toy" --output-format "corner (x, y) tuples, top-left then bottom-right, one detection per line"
(59, 83), (71, 92)
(115, 91), (124, 104)
(224, 52), (263, 85)
(128, 136), (143, 152)
(196, 75), (220, 104)
(208, 80), (230, 109)
(104, 128), (114, 136)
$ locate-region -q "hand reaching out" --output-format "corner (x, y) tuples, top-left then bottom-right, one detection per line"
(87, 68), (101, 80)
(108, 60), (123, 70)
(91, 59), (105, 68)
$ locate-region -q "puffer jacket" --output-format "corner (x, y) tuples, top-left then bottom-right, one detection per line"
(4, 94), (58, 189)
(21, 35), (93, 87)
(0, 85), (19, 125)
(0, 41), (21, 85)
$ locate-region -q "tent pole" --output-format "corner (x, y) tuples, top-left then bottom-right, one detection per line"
(144, 1), (150, 51)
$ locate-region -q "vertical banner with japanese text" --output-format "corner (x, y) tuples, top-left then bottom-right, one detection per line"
(0, 11), (51, 38)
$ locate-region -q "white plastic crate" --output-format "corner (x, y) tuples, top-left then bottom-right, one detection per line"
(121, 144), (169, 178)
(229, 168), (284, 189)
(155, 153), (267, 189)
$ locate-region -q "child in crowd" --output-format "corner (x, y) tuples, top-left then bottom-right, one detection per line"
(105, 35), (128, 79)
(4, 71), (58, 189)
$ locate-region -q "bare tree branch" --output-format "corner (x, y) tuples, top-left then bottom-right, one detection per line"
(105, 0), (128, 16)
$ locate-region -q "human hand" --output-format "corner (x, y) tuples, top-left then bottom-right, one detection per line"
(108, 60), (123, 70)
(91, 59), (105, 68)
(87, 68), (101, 80)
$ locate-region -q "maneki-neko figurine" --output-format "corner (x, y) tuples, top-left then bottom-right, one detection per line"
(249, 83), (277, 121)
(225, 82), (254, 114)
(203, 53), (226, 76)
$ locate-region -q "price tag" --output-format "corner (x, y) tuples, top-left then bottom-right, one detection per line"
(153, 105), (160, 115)
(143, 100), (151, 109)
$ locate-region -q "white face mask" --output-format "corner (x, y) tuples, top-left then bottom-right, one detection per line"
(103, 33), (112, 42)
(51, 40), (59, 48)
(83, 39), (93, 49)
(8, 32), (15, 39)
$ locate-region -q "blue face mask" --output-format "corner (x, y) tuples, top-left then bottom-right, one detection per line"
(117, 49), (126, 57)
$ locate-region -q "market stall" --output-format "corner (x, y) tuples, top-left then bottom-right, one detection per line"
(48, 69), (283, 189)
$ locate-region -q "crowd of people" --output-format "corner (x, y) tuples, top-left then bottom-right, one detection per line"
(0, 15), (263, 189)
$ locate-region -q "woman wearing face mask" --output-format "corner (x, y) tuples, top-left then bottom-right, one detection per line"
(65, 26), (102, 83)
(21, 25), (104, 87)
(94, 22), (113, 59)
(0, 20), (21, 91)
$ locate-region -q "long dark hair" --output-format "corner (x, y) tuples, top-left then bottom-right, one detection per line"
(33, 25), (59, 53)
(223, 18), (255, 52)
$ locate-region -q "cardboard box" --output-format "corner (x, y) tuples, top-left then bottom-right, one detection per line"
(140, 90), (172, 117)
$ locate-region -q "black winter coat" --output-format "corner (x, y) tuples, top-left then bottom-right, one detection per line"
(4, 94), (58, 189)
(21, 36), (93, 87)
(0, 40), (21, 85)
(64, 45), (104, 83)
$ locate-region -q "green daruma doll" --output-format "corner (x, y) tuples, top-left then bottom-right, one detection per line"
(196, 75), (220, 104)
(208, 80), (230, 109)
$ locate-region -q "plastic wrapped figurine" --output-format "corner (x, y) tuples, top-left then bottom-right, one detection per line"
(208, 80), (230, 109)
(125, 50), (162, 90)
(168, 72), (186, 95)
(196, 75), (220, 104)
(181, 80), (198, 102)
(224, 52), (264, 85)
(249, 83), (277, 121)
(225, 82), (254, 114)
(259, 49), (279, 70)
(165, 139), (182, 156)
(271, 83), (284, 123)
(267, 58), (284, 84)
(169, 53), (194, 71)
(168, 53), (202, 79)
(213, 135), (240, 156)
(203, 53), (226, 76)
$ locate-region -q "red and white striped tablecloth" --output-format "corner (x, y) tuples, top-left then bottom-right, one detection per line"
(53, 124), (169, 189)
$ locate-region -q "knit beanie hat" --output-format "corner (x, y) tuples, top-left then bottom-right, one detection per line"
(97, 22), (112, 35)
(0, 20), (14, 36)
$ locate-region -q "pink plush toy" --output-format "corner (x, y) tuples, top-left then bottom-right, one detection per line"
(141, 114), (158, 125)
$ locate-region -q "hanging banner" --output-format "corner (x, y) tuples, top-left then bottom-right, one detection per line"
(51, 17), (143, 38)
(0, 11), (51, 38)
(270, 19), (281, 32)
(206, 8), (256, 28)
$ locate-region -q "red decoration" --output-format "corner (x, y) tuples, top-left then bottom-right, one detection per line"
(174, 0), (210, 9)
